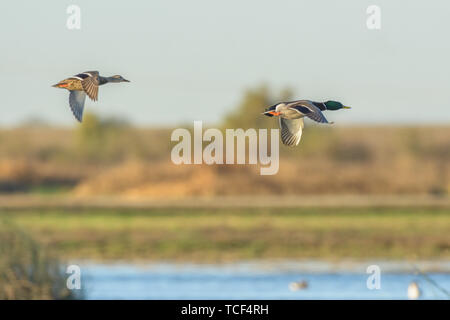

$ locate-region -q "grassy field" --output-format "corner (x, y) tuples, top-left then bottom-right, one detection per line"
(1, 124), (449, 197)
(2, 206), (449, 261)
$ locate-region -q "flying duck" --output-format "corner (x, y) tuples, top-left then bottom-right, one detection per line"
(263, 100), (350, 146)
(52, 71), (130, 122)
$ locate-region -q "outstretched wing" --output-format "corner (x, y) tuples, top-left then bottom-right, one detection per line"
(279, 117), (304, 146)
(288, 100), (331, 124)
(312, 101), (326, 111)
(69, 90), (87, 122)
(78, 71), (99, 101)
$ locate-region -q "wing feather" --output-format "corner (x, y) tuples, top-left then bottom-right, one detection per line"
(69, 91), (87, 122)
(80, 71), (99, 101)
(288, 101), (331, 124)
(279, 118), (304, 146)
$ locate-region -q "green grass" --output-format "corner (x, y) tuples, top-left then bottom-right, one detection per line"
(1, 207), (449, 261)
(29, 185), (72, 195)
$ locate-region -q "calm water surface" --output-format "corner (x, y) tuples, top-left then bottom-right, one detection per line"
(76, 261), (450, 300)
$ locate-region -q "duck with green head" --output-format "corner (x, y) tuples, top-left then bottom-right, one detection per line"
(312, 100), (351, 112)
(263, 99), (351, 146)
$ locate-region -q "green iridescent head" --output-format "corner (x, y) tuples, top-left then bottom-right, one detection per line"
(324, 101), (351, 110)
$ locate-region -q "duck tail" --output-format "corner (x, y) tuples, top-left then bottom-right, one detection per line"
(52, 82), (68, 88)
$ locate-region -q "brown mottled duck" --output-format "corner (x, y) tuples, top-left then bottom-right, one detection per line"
(52, 71), (130, 122)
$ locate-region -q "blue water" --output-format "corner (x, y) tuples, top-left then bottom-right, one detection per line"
(77, 261), (450, 300)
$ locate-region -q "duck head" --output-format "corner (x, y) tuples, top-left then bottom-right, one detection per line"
(324, 101), (351, 110)
(109, 75), (130, 83)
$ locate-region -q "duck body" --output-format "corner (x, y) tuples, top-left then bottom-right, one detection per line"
(264, 100), (332, 123)
(271, 103), (304, 120)
(407, 282), (421, 300)
(263, 99), (350, 147)
(289, 281), (309, 291)
(53, 72), (99, 93)
(54, 78), (84, 91)
(53, 71), (129, 122)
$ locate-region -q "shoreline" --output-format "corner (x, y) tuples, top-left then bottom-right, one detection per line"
(1, 194), (449, 209)
(69, 258), (450, 274)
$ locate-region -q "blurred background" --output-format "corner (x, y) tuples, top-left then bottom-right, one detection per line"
(0, 0), (449, 299)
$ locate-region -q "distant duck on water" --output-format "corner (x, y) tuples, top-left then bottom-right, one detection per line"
(407, 282), (421, 300)
(53, 71), (130, 122)
(289, 280), (309, 291)
(263, 100), (351, 147)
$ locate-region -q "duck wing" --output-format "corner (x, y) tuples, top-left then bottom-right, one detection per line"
(69, 90), (86, 122)
(279, 117), (304, 146)
(78, 71), (99, 101)
(288, 100), (331, 124)
(312, 101), (327, 111)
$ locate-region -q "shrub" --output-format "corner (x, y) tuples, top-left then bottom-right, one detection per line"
(0, 220), (81, 299)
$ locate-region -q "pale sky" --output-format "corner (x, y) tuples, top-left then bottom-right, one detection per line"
(1, 0), (449, 126)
